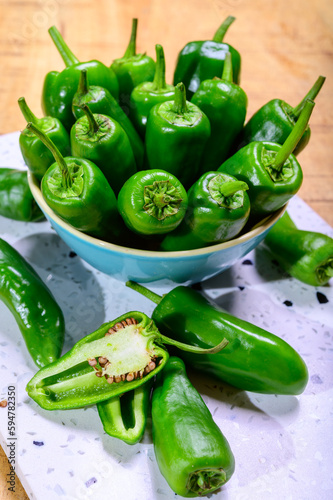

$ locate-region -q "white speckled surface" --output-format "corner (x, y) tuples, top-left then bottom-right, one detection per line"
(0, 132), (332, 500)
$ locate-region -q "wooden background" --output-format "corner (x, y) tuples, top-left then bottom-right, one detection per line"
(0, 0), (332, 498)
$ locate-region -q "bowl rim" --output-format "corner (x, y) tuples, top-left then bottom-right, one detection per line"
(28, 171), (286, 259)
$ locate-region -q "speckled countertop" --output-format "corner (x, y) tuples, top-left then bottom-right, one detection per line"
(0, 132), (332, 500)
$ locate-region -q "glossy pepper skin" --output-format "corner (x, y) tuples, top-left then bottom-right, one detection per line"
(18, 97), (70, 181)
(42, 26), (119, 132)
(72, 69), (144, 170)
(97, 380), (152, 445)
(129, 44), (175, 138)
(161, 172), (250, 251)
(219, 100), (315, 222)
(152, 357), (235, 497)
(144, 82), (210, 188)
(264, 211), (333, 286)
(235, 75), (325, 155)
(118, 169), (188, 236)
(0, 238), (65, 368)
(191, 52), (247, 172)
(111, 18), (155, 114)
(27, 123), (119, 241)
(173, 16), (241, 100)
(26, 311), (227, 410)
(0, 168), (44, 222)
(70, 105), (137, 195)
(126, 282), (309, 395)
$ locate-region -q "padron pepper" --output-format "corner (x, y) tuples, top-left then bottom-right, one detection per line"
(263, 211), (333, 286)
(152, 356), (235, 497)
(173, 16), (241, 99)
(70, 104), (137, 195)
(18, 97), (70, 181)
(27, 122), (120, 241)
(72, 69), (144, 169)
(111, 18), (156, 113)
(26, 311), (228, 410)
(0, 238), (65, 368)
(218, 99), (315, 222)
(42, 26), (119, 131)
(129, 44), (175, 138)
(161, 172), (250, 251)
(235, 75), (325, 155)
(144, 82), (210, 188)
(118, 169), (188, 236)
(126, 281), (309, 395)
(191, 51), (247, 173)
(0, 168), (44, 222)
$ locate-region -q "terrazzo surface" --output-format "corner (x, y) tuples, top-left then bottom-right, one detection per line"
(0, 132), (332, 500)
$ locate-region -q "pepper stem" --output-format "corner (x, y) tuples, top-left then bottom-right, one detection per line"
(221, 51), (233, 82)
(151, 44), (167, 90)
(80, 104), (100, 134)
(272, 99), (315, 171)
(123, 18), (138, 58)
(212, 16), (236, 43)
(18, 97), (39, 124)
(126, 281), (162, 305)
(291, 76), (326, 120)
(159, 332), (229, 354)
(218, 180), (248, 197)
(77, 69), (89, 95)
(48, 25), (80, 67)
(172, 83), (188, 114)
(26, 122), (72, 189)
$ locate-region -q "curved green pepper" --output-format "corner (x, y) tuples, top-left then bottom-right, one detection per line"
(126, 282), (309, 395)
(173, 16), (241, 100)
(236, 75), (325, 155)
(152, 356), (235, 497)
(0, 168), (44, 222)
(72, 69), (144, 169)
(26, 311), (227, 410)
(42, 26), (119, 131)
(191, 52), (247, 172)
(263, 211), (333, 286)
(27, 123), (119, 241)
(0, 238), (65, 368)
(118, 169), (188, 236)
(144, 82), (210, 188)
(111, 18), (156, 113)
(70, 105), (137, 195)
(129, 44), (175, 138)
(18, 97), (70, 181)
(219, 100), (315, 222)
(161, 172), (250, 251)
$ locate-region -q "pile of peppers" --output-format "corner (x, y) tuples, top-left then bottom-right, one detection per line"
(0, 13), (331, 499)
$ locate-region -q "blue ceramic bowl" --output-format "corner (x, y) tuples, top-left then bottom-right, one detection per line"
(28, 172), (285, 284)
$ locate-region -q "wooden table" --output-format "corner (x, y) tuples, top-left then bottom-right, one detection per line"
(0, 1), (332, 498)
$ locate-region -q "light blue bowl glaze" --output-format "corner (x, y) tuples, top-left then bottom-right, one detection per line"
(28, 173), (286, 284)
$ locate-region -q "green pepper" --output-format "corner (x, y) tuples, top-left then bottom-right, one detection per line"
(27, 122), (120, 241)
(42, 26), (119, 131)
(72, 69), (144, 169)
(111, 18), (156, 113)
(191, 52), (247, 173)
(218, 99), (315, 222)
(263, 211), (333, 286)
(144, 82), (210, 188)
(129, 44), (175, 138)
(118, 169), (188, 236)
(235, 75), (325, 155)
(126, 282), (309, 395)
(18, 97), (70, 181)
(97, 380), (152, 445)
(173, 16), (241, 100)
(0, 168), (44, 222)
(152, 356), (235, 497)
(0, 238), (65, 368)
(161, 172), (250, 251)
(26, 312), (227, 410)
(70, 104), (137, 195)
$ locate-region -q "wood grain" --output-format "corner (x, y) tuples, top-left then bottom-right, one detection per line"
(0, 0), (332, 497)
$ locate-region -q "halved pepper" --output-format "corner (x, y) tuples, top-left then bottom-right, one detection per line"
(26, 312), (228, 410)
